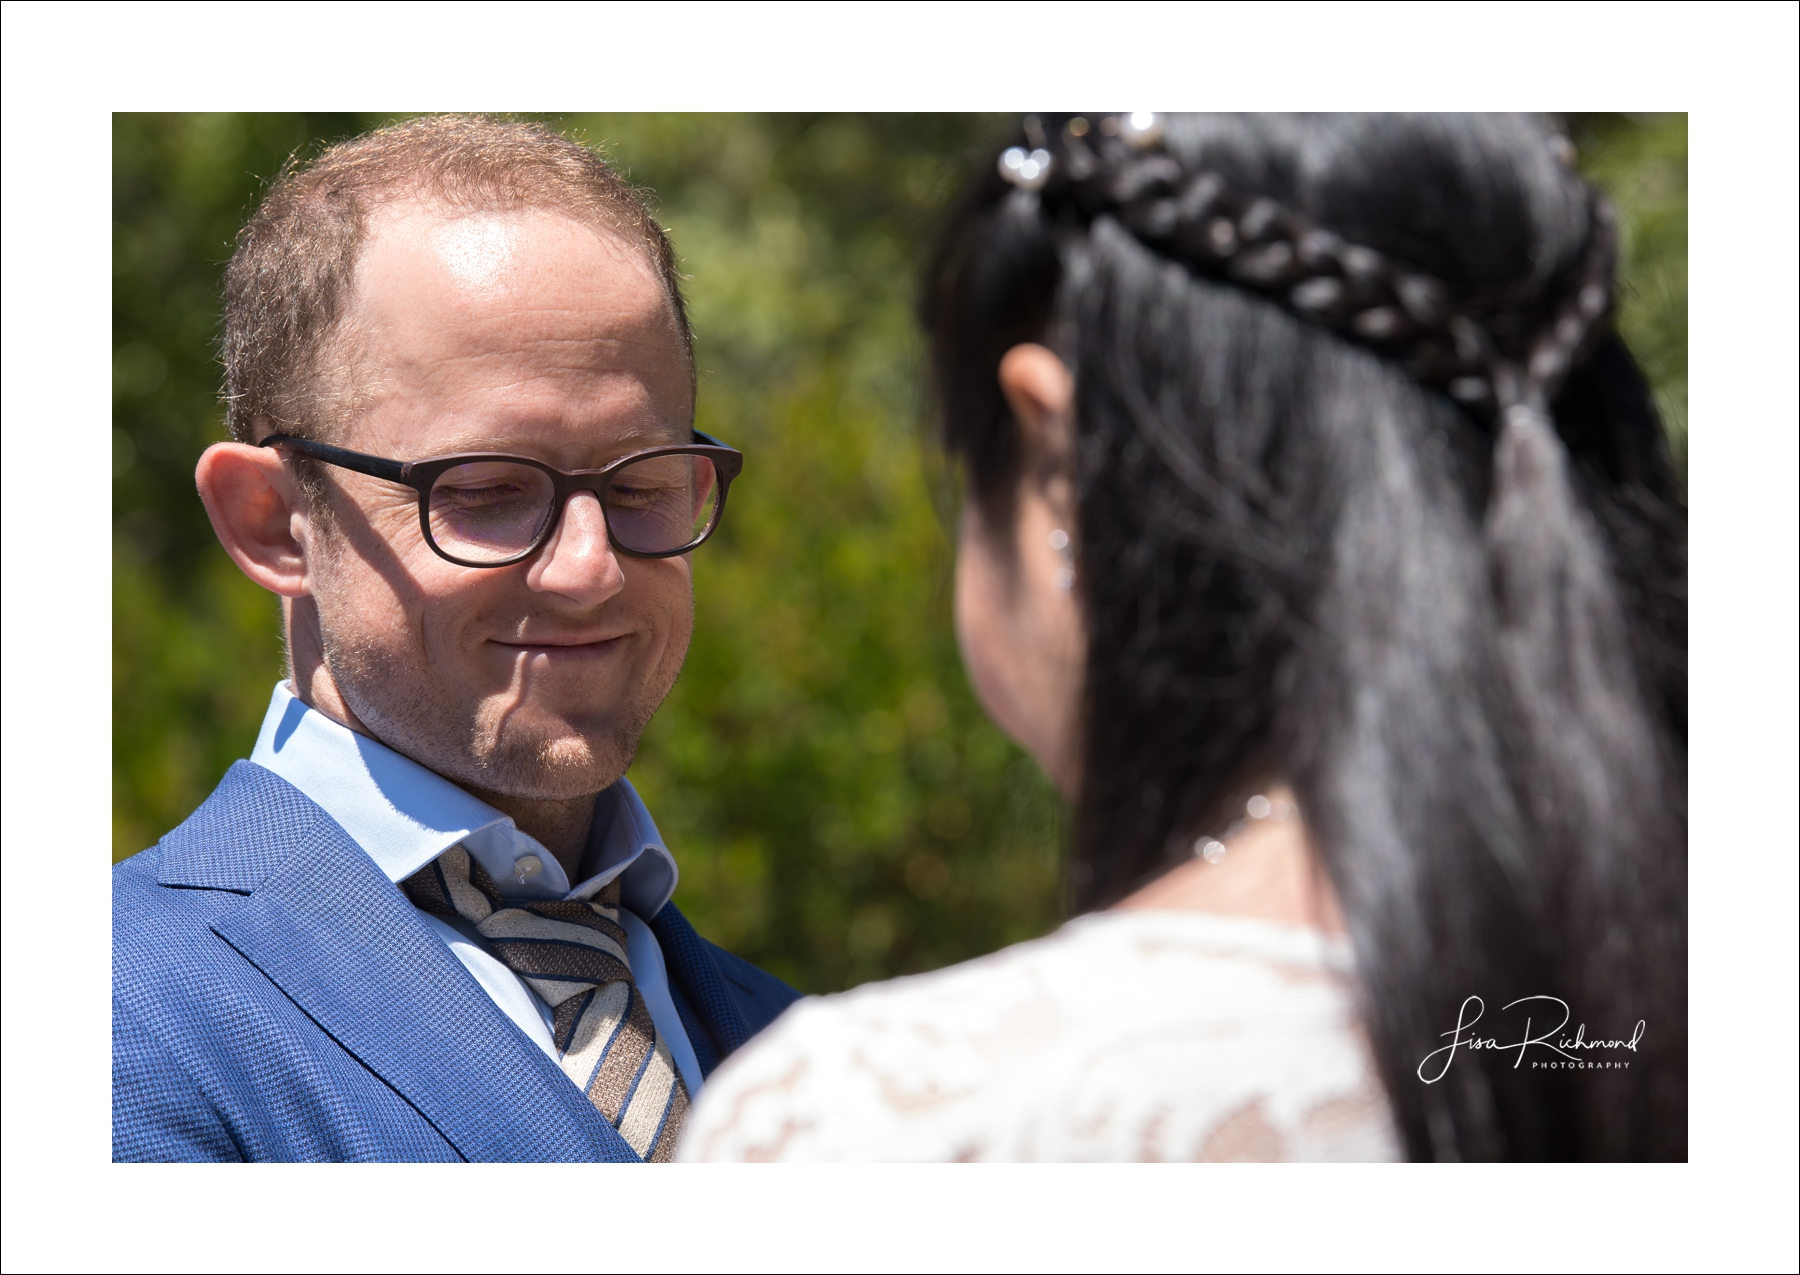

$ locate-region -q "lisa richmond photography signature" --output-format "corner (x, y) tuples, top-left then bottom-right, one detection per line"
(1417, 996), (1646, 1083)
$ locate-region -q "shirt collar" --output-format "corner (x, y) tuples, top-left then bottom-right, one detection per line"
(248, 682), (679, 916)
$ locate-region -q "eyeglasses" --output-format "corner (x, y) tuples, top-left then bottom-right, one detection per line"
(259, 431), (743, 568)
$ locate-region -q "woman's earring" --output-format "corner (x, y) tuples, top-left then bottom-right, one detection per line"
(1048, 529), (1075, 594)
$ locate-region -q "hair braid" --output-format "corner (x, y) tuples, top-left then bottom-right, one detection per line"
(1006, 112), (1619, 426)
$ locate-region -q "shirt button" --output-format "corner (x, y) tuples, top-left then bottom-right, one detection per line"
(513, 854), (544, 883)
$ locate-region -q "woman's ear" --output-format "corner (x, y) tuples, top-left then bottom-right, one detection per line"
(967, 344), (1087, 797)
(194, 442), (315, 598)
(997, 343), (1076, 476)
(998, 343), (1078, 537)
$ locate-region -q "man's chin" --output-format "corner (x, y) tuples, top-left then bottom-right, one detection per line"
(458, 717), (640, 802)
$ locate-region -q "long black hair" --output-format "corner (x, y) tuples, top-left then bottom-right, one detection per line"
(923, 114), (1685, 1161)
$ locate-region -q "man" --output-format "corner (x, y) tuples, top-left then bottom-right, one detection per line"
(113, 116), (799, 1162)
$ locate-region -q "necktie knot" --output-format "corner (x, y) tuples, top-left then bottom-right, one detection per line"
(401, 844), (690, 1160)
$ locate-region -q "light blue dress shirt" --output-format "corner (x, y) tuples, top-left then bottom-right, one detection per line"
(247, 682), (704, 1097)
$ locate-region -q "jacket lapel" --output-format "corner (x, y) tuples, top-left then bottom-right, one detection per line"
(650, 901), (752, 1059)
(168, 763), (637, 1163)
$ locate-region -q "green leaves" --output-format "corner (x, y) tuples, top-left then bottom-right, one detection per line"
(1571, 112), (1688, 481)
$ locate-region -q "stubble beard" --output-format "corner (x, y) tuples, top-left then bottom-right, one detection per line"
(313, 589), (684, 805)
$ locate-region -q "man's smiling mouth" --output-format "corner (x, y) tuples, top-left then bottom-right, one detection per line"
(492, 633), (628, 658)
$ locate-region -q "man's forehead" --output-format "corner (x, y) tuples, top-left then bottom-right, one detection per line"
(356, 200), (663, 314)
(431, 215), (524, 290)
(343, 200), (688, 388)
(328, 199), (693, 455)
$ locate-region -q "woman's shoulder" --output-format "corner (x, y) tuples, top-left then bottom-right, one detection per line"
(680, 910), (1402, 1162)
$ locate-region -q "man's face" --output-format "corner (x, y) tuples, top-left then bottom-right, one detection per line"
(302, 202), (696, 801)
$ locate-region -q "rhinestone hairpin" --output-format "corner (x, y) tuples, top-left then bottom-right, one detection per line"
(998, 145), (1054, 191)
(1117, 111), (1163, 148)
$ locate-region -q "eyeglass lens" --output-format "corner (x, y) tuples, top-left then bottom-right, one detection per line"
(426, 455), (722, 564)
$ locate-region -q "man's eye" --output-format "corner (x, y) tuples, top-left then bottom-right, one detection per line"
(443, 483), (528, 503)
(610, 482), (677, 505)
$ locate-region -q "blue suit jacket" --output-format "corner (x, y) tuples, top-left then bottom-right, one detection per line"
(113, 762), (800, 1162)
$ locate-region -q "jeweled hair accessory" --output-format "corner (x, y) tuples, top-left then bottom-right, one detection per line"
(1001, 112), (1617, 425)
(997, 144), (1054, 191)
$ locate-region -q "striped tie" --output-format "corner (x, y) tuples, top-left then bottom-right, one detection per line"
(401, 846), (690, 1161)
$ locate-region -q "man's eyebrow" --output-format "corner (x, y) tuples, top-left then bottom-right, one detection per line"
(419, 422), (688, 458)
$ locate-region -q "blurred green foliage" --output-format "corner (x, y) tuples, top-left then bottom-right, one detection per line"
(1571, 113), (1688, 479)
(113, 113), (1686, 993)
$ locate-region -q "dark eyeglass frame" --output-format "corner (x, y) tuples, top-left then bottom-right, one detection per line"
(259, 430), (744, 568)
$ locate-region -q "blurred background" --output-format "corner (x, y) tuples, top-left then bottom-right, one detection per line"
(112, 112), (1686, 994)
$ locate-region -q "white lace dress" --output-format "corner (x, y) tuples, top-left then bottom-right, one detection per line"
(679, 910), (1402, 1162)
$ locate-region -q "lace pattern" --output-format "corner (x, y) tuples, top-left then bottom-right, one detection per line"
(680, 910), (1401, 1162)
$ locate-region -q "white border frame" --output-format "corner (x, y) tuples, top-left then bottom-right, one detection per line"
(4, 3), (1794, 1271)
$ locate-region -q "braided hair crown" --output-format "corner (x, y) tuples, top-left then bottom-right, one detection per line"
(998, 112), (1618, 430)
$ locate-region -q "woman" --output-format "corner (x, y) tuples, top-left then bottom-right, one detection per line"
(681, 114), (1686, 1161)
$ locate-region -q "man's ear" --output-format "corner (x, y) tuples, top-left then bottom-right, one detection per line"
(194, 442), (315, 598)
(997, 342), (1077, 505)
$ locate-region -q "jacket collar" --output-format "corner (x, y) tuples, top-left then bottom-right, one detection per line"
(649, 901), (752, 1060)
(162, 763), (637, 1162)
(245, 682), (679, 916)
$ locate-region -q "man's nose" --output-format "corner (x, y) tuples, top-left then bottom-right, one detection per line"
(525, 490), (625, 603)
